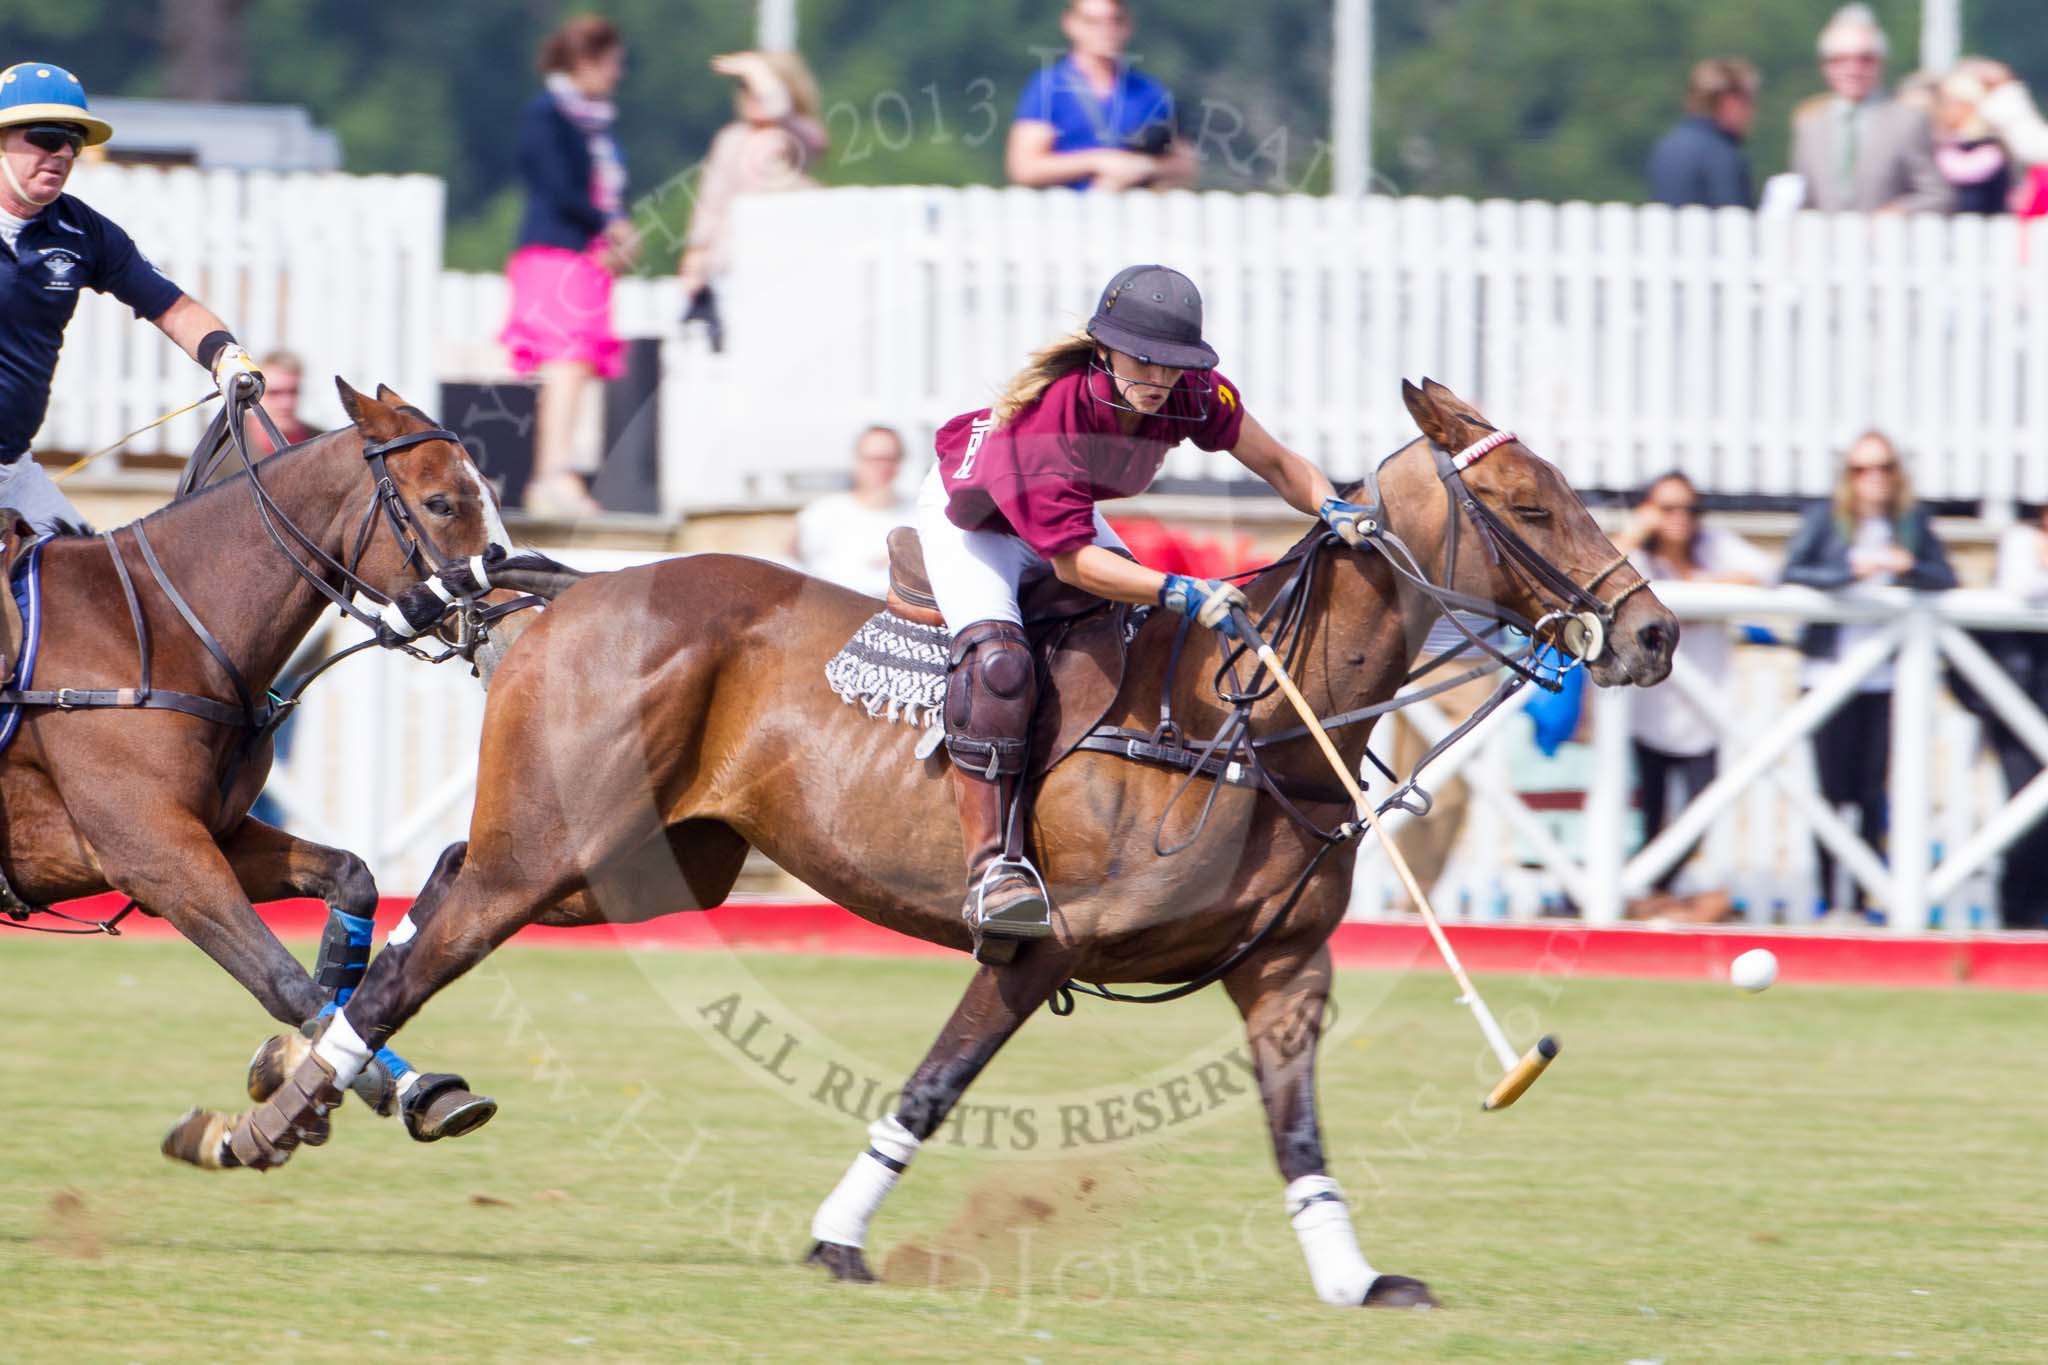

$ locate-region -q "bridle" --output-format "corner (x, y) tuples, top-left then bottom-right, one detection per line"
(1329, 426), (1653, 690)
(180, 388), (515, 659)
(1055, 425), (1659, 1011)
(1418, 426), (1653, 672)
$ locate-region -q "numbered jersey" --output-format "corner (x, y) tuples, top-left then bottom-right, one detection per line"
(933, 365), (1245, 559)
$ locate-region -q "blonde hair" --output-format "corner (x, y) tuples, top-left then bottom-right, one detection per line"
(1831, 430), (1918, 538)
(759, 50), (822, 124)
(992, 330), (1099, 426)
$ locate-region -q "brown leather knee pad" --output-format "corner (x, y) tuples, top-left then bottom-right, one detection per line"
(944, 620), (1037, 779)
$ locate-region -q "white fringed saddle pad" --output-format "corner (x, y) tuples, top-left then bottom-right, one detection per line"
(824, 611), (949, 727)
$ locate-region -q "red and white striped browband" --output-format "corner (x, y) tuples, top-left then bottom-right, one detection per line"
(1451, 429), (1517, 471)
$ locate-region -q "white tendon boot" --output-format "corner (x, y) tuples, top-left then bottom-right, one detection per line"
(1286, 1175), (1379, 1306)
(812, 1113), (921, 1249)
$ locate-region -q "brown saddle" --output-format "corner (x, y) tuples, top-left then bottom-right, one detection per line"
(0, 507), (34, 684)
(883, 527), (1135, 780)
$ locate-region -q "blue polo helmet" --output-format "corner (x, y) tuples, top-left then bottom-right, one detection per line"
(0, 63), (114, 145)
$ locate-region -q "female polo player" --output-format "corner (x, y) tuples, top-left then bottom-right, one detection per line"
(921, 263), (1371, 952)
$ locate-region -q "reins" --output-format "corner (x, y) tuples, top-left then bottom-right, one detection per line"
(1055, 429), (1647, 1010)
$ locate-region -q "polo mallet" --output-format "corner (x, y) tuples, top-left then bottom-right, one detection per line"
(1229, 606), (1558, 1111)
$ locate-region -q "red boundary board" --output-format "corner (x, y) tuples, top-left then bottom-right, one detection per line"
(52, 893), (2048, 991)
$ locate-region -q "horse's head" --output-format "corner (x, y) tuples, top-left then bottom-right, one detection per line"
(1390, 378), (1676, 687)
(334, 378), (510, 601)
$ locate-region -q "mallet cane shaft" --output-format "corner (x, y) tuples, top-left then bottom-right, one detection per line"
(1228, 607), (1558, 1111)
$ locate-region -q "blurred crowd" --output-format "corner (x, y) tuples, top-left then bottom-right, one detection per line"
(1648, 3), (2048, 218)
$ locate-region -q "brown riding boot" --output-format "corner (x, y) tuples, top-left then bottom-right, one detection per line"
(945, 620), (1051, 953)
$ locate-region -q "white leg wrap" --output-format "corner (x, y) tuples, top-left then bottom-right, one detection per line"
(1286, 1175), (1378, 1306)
(386, 912), (418, 947)
(312, 1010), (375, 1090)
(810, 1114), (920, 1249)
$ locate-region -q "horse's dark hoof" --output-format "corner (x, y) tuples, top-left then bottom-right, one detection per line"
(400, 1074), (498, 1142)
(806, 1240), (876, 1283)
(1363, 1274), (1438, 1309)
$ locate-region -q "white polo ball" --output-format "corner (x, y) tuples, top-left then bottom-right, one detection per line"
(1730, 948), (1778, 993)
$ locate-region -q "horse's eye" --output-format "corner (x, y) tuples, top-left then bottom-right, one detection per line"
(425, 495), (455, 517)
(1514, 506), (1550, 522)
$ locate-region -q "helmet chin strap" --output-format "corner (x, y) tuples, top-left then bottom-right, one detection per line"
(0, 154), (59, 210)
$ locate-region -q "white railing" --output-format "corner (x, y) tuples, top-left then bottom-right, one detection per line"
(1350, 581), (2048, 932)
(706, 187), (2048, 509)
(38, 164), (443, 478)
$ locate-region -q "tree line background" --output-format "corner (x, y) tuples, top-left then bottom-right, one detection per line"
(3, 0), (2045, 270)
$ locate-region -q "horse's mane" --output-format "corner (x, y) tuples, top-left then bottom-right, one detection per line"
(1262, 438), (1417, 571)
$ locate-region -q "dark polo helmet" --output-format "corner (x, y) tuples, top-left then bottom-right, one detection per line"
(1085, 264), (1219, 371)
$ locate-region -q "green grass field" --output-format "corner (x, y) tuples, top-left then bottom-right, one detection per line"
(4, 935), (2045, 1363)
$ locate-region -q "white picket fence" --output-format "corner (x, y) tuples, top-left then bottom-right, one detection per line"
(37, 164), (443, 475)
(45, 172), (2048, 512)
(704, 187), (2048, 508)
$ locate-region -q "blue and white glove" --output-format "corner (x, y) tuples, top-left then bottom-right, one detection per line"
(1159, 573), (1249, 636)
(1319, 496), (1373, 548)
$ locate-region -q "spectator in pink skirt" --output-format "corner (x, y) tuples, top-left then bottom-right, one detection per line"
(500, 15), (638, 517)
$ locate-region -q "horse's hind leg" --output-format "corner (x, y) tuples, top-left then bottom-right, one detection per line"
(808, 951), (1073, 1283)
(223, 826), (496, 1142)
(1224, 944), (1437, 1309)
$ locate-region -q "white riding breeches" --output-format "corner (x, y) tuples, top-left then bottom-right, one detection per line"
(914, 467), (1126, 634)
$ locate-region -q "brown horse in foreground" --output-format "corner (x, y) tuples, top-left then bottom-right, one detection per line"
(3, 382), (507, 1131)
(207, 382), (1677, 1307)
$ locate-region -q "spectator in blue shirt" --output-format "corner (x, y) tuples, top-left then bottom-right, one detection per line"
(0, 61), (263, 533)
(1006, 0), (1196, 192)
(1646, 59), (1760, 209)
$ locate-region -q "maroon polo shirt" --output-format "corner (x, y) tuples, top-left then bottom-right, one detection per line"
(933, 366), (1248, 559)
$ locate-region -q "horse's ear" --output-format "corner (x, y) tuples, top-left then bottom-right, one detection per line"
(1403, 377), (1462, 450)
(335, 377), (406, 442)
(1422, 377), (1492, 431)
(374, 383), (408, 407)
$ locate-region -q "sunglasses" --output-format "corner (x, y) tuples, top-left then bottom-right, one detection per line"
(1651, 501), (1699, 514)
(1824, 52), (1881, 66)
(21, 123), (85, 155)
(1849, 462), (1897, 475)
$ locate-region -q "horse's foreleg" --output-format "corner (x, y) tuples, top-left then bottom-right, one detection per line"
(216, 852), (554, 1169)
(808, 951), (1073, 1284)
(224, 828), (490, 1139)
(101, 824), (325, 1028)
(1225, 944), (1437, 1309)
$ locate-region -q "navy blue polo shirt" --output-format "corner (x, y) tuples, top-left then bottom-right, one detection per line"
(1015, 56), (1176, 189)
(0, 193), (184, 462)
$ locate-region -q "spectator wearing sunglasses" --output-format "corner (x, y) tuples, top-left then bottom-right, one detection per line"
(0, 61), (264, 533)
(1611, 472), (1774, 896)
(1782, 432), (1957, 920)
(1790, 5), (1950, 214)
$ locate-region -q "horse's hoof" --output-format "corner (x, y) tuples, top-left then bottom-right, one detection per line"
(401, 1074), (498, 1142)
(161, 1108), (235, 1170)
(245, 1032), (311, 1103)
(1363, 1274), (1438, 1309)
(349, 1053), (399, 1117)
(806, 1240), (876, 1284)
